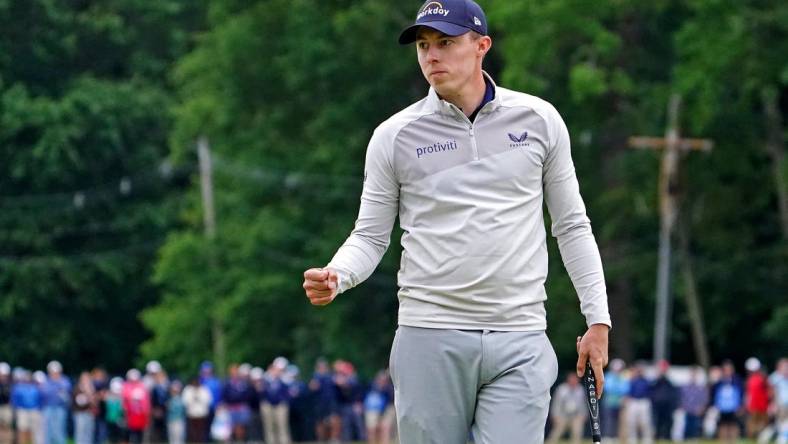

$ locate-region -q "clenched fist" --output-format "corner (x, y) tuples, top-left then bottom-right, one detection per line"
(303, 268), (339, 306)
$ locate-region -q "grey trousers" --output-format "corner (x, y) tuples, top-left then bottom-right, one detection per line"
(389, 326), (559, 444)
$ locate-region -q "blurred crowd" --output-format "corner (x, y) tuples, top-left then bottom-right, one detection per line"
(546, 357), (788, 444)
(2, 355), (785, 444)
(0, 357), (395, 444)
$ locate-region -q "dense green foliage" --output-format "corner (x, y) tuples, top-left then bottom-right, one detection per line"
(0, 0), (203, 372)
(1, 1), (785, 378)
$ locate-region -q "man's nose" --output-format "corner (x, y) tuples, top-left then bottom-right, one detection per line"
(426, 45), (440, 62)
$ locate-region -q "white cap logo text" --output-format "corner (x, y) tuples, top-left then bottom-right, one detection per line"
(418, 2), (451, 20)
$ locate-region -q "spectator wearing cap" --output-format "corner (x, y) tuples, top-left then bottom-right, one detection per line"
(122, 369), (151, 444)
(198, 361), (222, 428)
(104, 377), (125, 444)
(712, 360), (744, 444)
(31, 372), (46, 444)
(602, 358), (629, 441)
(182, 376), (212, 444)
(11, 370), (41, 444)
(744, 357), (770, 438)
(0, 362), (12, 444)
(148, 362), (170, 443)
(247, 367), (265, 442)
(769, 358), (788, 444)
(283, 364), (311, 442)
(40, 361), (70, 444)
(679, 366), (708, 440)
(262, 357), (292, 444)
(334, 360), (365, 442)
(72, 372), (98, 444)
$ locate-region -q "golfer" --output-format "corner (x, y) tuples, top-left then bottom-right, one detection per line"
(303, 0), (610, 442)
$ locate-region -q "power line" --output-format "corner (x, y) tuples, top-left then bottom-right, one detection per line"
(0, 161), (195, 209)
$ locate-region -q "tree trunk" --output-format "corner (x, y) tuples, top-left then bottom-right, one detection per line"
(677, 217), (710, 372)
(762, 88), (788, 239)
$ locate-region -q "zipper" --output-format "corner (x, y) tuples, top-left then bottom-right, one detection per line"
(469, 125), (479, 161)
(448, 102), (480, 161)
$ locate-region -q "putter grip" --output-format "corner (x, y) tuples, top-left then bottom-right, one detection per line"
(583, 361), (602, 444)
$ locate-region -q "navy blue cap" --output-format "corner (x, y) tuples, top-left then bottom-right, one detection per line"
(399, 0), (488, 45)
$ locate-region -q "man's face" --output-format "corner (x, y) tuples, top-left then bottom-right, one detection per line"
(415, 27), (489, 96)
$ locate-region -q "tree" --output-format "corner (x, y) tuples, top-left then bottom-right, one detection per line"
(0, 0), (204, 372)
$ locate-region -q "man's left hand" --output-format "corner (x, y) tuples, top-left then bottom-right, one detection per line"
(576, 323), (609, 398)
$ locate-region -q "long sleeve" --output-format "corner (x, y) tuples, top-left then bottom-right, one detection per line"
(327, 128), (399, 294)
(542, 107), (611, 328)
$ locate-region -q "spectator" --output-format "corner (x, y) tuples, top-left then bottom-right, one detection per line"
(166, 380), (186, 444)
(602, 358), (629, 441)
(650, 360), (678, 440)
(364, 370), (395, 444)
(0, 362), (12, 444)
(712, 360), (743, 444)
(199, 361), (222, 416)
(626, 363), (653, 444)
(262, 357), (292, 444)
(248, 367), (265, 442)
(334, 360), (365, 442)
(702, 365), (723, 439)
(221, 364), (254, 442)
(148, 361), (169, 444)
(91, 368), (110, 444)
(182, 376), (212, 444)
(122, 369), (151, 444)
(72, 372), (97, 444)
(679, 366), (708, 440)
(769, 358), (788, 444)
(745, 357), (770, 439)
(284, 364), (313, 442)
(104, 378), (125, 444)
(31, 372), (46, 444)
(11, 369), (40, 444)
(548, 372), (588, 444)
(310, 358), (340, 442)
(40, 361), (70, 444)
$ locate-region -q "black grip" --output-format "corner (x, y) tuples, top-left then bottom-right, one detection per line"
(583, 361), (602, 444)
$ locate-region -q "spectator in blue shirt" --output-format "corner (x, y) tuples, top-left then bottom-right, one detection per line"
(11, 370), (41, 444)
(262, 357), (292, 444)
(364, 370), (395, 444)
(309, 358), (340, 443)
(40, 361), (70, 444)
(712, 360), (743, 444)
(626, 363), (654, 444)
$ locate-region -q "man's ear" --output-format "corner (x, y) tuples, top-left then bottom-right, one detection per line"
(478, 36), (492, 57)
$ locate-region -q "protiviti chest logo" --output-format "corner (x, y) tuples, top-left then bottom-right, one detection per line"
(417, 2), (450, 20)
(508, 131), (530, 148)
(416, 139), (459, 158)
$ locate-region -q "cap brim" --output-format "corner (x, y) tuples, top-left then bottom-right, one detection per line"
(398, 22), (471, 45)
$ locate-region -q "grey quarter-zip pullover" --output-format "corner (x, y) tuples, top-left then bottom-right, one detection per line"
(327, 73), (611, 331)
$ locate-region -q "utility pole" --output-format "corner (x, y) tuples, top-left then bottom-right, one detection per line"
(198, 136), (226, 375)
(628, 94), (713, 363)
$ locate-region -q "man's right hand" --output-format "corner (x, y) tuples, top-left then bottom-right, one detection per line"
(303, 268), (339, 306)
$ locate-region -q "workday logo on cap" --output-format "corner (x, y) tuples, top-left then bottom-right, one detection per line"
(417, 2), (451, 20)
(399, 0), (488, 45)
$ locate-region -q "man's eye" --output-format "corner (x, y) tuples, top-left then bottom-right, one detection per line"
(417, 42), (428, 50)
(441, 39), (453, 46)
